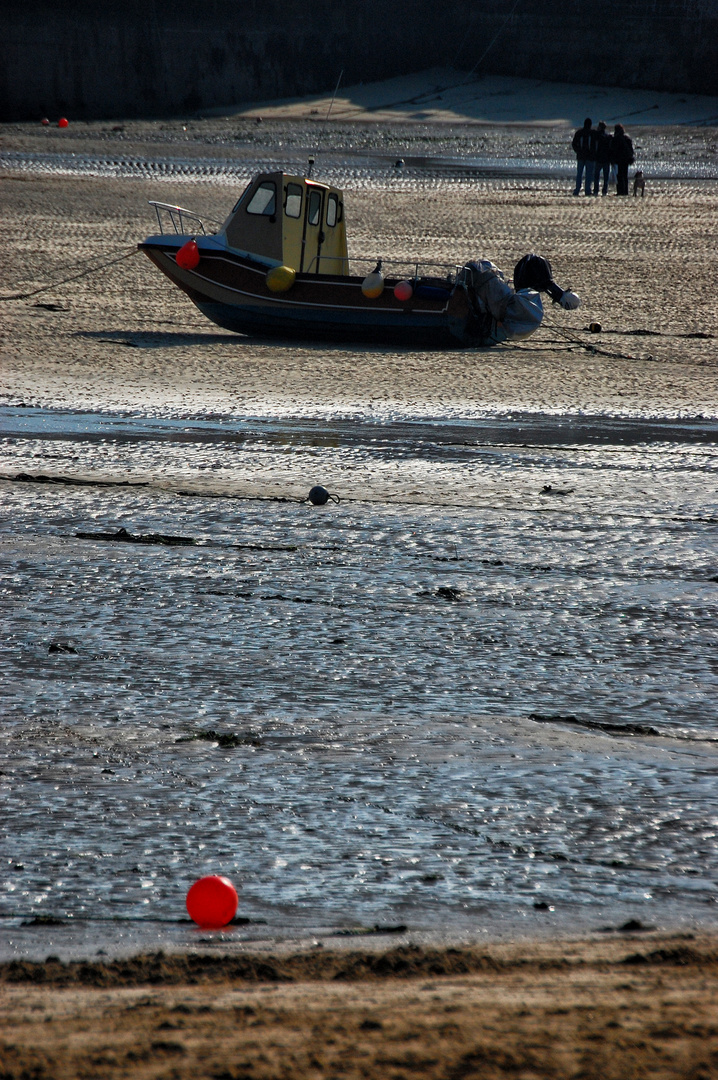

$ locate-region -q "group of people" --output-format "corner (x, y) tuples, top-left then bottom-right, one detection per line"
(572, 117), (635, 197)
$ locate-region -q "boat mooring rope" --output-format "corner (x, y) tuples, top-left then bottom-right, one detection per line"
(539, 321), (654, 362)
(1, 246), (139, 302)
(535, 314), (714, 362)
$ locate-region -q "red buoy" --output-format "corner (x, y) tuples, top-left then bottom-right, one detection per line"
(176, 239), (200, 270)
(41, 118), (50, 126)
(58, 117), (69, 128)
(186, 875), (238, 928)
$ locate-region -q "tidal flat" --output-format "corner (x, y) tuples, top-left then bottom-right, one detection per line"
(1, 107), (717, 1078)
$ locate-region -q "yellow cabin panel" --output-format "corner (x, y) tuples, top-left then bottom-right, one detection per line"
(222, 172), (349, 275)
(281, 177), (305, 271)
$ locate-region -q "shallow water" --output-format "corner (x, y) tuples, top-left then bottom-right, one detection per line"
(1, 402), (717, 957)
(2, 148), (716, 185)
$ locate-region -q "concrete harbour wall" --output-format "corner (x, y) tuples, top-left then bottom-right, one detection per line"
(2, 0), (717, 121)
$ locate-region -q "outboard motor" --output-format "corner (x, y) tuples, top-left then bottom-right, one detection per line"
(447, 254), (581, 346)
(457, 259), (544, 342)
(513, 254), (581, 310)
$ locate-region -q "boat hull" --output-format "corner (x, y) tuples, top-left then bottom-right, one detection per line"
(139, 236), (496, 348)
(193, 299), (459, 346)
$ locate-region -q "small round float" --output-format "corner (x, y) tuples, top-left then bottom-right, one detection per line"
(176, 239), (200, 270)
(266, 265), (296, 293)
(308, 485), (340, 506)
(186, 875), (238, 928)
(361, 261), (384, 299)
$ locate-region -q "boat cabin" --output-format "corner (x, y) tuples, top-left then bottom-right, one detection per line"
(220, 171), (349, 275)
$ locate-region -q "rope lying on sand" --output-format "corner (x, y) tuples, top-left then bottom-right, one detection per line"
(532, 316), (714, 362)
(0, 246), (138, 301)
(539, 321), (655, 362)
(507, 327), (651, 362)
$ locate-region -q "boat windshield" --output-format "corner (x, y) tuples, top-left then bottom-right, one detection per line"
(285, 183), (303, 218)
(246, 182), (276, 216)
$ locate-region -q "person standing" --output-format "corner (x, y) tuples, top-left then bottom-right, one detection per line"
(593, 121), (612, 196)
(610, 123), (635, 196)
(571, 117), (596, 196)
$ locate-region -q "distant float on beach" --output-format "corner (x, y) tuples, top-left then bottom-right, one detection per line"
(138, 167), (580, 348)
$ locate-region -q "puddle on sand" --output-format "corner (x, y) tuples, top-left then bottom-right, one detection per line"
(2, 149), (717, 185)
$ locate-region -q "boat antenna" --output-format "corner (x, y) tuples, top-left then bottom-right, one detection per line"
(310, 68), (344, 174)
(319, 68), (344, 142)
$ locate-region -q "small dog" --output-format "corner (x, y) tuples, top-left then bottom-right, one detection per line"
(633, 170), (645, 197)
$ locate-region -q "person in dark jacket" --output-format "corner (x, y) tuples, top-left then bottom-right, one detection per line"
(611, 123), (635, 196)
(592, 121), (612, 196)
(571, 117), (596, 196)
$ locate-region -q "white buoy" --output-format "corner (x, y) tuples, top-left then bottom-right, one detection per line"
(361, 260), (384, 299)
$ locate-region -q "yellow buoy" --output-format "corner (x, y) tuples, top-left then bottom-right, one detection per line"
(361, 260), (384, 299)
(266, 265), (296, 293)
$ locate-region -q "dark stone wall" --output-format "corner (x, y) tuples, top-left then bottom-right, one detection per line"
(2, 0), (717, 122)
(463, 0), (718, 98)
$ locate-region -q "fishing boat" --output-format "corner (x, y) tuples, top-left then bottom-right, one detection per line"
(139, 167), (580, 347)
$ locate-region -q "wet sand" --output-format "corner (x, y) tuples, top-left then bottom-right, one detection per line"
(2, 98), (718, 1078)
(2, 934), (718, 1079)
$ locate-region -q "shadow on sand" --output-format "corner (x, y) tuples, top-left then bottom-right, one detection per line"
(73, 329), (248, 348)
(72, 329), (405, 353)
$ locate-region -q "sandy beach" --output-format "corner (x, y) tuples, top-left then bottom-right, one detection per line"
(2, 934), (718, 1079)
(225, 66), (718, 127)
(3, 68), (718, 422)
(2, 74), (718, 1078)
(2, 120), (718, 425)
(3, 171), (718, 422)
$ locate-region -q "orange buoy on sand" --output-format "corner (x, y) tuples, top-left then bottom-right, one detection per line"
(58, 117), (69, 128)
(176, 239), (200, 270)
(186, 875), (238, 928)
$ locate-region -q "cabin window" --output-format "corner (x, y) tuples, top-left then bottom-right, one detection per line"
(307, 189), (322, 226)
(246, 182), (276, 216)
(284, 183), (303, 218)
(326, 193), (339, 227)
